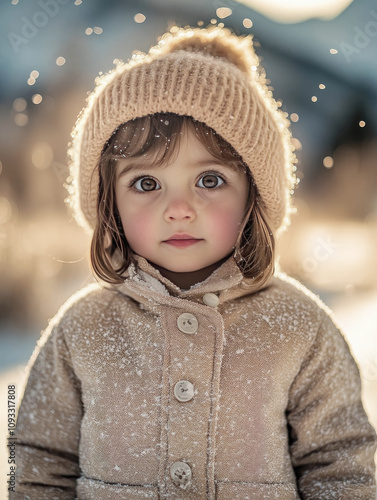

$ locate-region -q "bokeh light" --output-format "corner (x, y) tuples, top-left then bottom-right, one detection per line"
(14, 114), (28, 126)
(239, 0), (353, 23)
(56, 56), (66, 66)
(31, 143), (54, 170)
(0, 197), (12, 224)
(216, 8), (232, 19)
(323, 156), (334, 168)
(134, 13), (146, 23)
(32, 94), (43, 105)
(243, 18), (253, 28)
(12, 98), (27, 112)
(291, 137), (302, 151)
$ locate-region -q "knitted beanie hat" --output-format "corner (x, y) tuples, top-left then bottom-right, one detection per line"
(67, 25), (296, 236)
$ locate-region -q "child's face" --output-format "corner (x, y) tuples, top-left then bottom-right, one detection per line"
(115, 126), (249, 273)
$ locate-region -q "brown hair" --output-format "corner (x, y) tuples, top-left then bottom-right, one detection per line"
(90, 113), (275, 289)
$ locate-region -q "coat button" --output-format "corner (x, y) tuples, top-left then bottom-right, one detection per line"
(203, 293), (219, 307)
(174, 380), (194, 402)
(177, 313), (198, 334)
(170, 461), (192, 489)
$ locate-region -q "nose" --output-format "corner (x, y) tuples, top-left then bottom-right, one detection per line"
(163, 196), (196, 222)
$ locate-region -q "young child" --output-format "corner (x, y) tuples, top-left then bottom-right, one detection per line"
(14, 25), (376, 499)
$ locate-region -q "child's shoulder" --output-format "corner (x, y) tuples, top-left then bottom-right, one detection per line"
(261, 270), (337, 326)
(246, 272), (346, 351)
(44, 282), (130, 335)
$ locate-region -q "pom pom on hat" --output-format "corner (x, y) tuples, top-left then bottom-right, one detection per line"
(153, 26), (258, 76)
(67, 25), (297, 236)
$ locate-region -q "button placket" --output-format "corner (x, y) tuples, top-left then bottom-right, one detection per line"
(169, 313), (198, 490)
(174, 313), (197, 405)
(166, 308), (219, 496)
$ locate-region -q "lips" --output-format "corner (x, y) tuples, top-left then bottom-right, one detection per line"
(163, 233), (203, 248)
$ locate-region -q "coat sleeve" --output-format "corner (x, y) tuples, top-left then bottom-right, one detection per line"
(287, 311), (377, 499)
(12, 320), (83, 499)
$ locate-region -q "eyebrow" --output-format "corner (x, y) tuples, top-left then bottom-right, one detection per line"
(116, 158), (240, 179)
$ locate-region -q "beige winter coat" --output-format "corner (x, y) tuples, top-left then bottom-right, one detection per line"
(14, 255), (377, 499)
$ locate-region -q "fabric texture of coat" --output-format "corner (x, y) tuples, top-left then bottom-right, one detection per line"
(14, 255), (377, 499)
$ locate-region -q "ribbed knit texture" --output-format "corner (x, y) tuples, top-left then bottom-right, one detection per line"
(67, 25), (297, 235)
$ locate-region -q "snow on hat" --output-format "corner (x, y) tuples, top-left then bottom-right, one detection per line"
(67, 25), (297, 235)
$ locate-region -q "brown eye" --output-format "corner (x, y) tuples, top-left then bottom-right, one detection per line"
(134, 177), (160, 191)
(197, 174), (224, 189)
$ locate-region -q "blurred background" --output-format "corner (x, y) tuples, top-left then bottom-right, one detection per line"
(1, 0), (377, 496)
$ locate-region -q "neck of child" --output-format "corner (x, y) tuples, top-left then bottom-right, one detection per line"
(149, 255), (231, 290)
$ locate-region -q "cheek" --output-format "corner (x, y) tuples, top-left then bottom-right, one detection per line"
(119, 204), (155, 247)
(206, 204), (243, 242)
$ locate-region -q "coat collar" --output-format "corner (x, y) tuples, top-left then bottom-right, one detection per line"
(110, 254), (273, 308)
